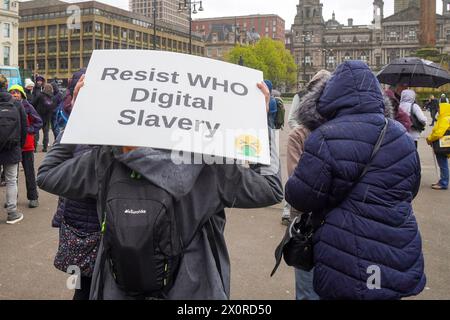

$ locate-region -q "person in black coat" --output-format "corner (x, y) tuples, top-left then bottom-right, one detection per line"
(425, 95), (439, 126)
(32, 84), (55, 152)
(0, 75), (28, 224)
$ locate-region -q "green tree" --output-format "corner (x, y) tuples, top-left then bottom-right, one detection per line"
(226, 37), (297, 90)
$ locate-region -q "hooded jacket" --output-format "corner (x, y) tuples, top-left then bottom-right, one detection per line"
(399, 90), (427, 141)
(21, 99), (43, 152)
(37, 129), (283, 299)
(428, 102), (450, 157)
(0, 89), (28, 165)
(285, 61), (426, 300)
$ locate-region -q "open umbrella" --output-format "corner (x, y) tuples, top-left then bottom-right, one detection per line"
(377, 57), (450, 88)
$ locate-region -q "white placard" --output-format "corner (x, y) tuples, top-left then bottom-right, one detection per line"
(61, 50), (270, 164)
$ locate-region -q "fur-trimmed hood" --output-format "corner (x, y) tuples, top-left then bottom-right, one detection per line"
(291, 70), (332, 131)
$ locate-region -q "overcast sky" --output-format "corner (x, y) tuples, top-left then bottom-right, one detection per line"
(60, 0), (444, 28)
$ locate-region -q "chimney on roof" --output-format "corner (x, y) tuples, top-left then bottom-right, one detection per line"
(348, 18), (353, 27)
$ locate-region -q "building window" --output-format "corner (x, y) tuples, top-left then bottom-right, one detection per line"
(3, 46), (10, 66)
(3, 0), (10, 10)
(27, 28), (35, 39)
(327, 55), (335, 67)
(95, 22), (102, 33)
(360, 52), (368, 63)
(305, 54), (312, 66)
(408, 30), (416, 40)
(388, 31), (398, 41)
(376, 56), (381, 67)
(4, 23), (10, 38)
(37, 26), (45, 38)
(83, 22), (93, 34)
(343, 52), (352, 61)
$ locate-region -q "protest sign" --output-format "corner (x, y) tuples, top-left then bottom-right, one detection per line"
(61, 50), (270, 164)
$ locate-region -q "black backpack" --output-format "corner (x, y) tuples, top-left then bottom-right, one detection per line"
(274, 97), (285, 130)
(0, 99), (21, 152)
(99, 160), (183, 298)
(409, 103), (425, 132)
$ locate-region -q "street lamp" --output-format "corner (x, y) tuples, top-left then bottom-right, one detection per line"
(152, 0), (157, 50)
(178, 0), (204, 54)
(302, 32), (312, 83)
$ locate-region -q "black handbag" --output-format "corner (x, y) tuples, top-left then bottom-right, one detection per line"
(410, 103), (426, 132)
(432, 130), (450, 155)
(271, 118), (389, 276)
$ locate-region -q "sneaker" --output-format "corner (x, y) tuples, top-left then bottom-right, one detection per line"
(6, 212), (24, 225)
(432, 184), (448, 190)
(29, 200), (39, 208)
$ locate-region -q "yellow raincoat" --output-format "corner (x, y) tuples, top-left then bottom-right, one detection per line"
(428, 103), (450, 158)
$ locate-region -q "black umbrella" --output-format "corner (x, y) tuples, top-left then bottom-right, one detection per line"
(377, 57), (450, 88)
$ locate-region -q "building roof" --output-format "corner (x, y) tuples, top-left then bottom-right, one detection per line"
(20, 0), (67, 10)
(383, 6), (444, 23)
(194, 14), (285, 23)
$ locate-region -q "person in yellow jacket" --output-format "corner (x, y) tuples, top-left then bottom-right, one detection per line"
(426, 102), (450, 190)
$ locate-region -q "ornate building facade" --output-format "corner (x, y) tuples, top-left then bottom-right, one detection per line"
(291, 0), (450, 87)
(0, 0), (19, 67)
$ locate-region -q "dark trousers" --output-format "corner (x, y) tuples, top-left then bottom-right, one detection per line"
(35, 115), (51, 151)
(73, 276), (92, 300)
(21, 151), (38, 200)
(51, 111), (60, 141)
(430, 109), (438, 126)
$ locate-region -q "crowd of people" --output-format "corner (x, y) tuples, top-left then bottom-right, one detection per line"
(1, 58), (449, 300)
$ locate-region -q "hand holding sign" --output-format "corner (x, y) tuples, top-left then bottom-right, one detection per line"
(72, 74), (85, 107)
(257, 81), (270, 113)
(62, 50), (270, 164)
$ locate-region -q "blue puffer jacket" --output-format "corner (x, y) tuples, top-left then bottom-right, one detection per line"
(285, 61), (426, 300)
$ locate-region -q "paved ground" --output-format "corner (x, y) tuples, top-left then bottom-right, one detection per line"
(0, 105), (448, 300)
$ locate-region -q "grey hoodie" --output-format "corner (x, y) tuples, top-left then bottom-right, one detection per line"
(37, 129), (283, 300)
(399, 89), (427, 141)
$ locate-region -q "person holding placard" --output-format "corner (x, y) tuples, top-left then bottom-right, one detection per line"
(37, 78), (283, 300)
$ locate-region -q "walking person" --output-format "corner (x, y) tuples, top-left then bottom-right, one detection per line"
(425, 95), (439, 127)
(24, 79), (35, 103)
(8, 85), (43, 208)
(285, 61), (426, 300)
(399, 89), (427, 148)
(31, 75), (45, 100)
(38, 78), (283, 300)
(50, 81), (64, 140)
(440, 93), (449, 104)
(427, 101), (450, 190)
(0, 74), (28, 224)
(32, 84), (55, 152)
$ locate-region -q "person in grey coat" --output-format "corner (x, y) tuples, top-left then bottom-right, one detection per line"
(37, 81), (283, 300)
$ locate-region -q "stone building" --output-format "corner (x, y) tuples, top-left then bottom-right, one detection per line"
(0, 0), (19, 66)
(18, 0), (204, 82)
(193, 14), (285, 60)
(291, 0), (450, 88)
(395, 0), (420, 13)
(129, 0), (189, 31)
